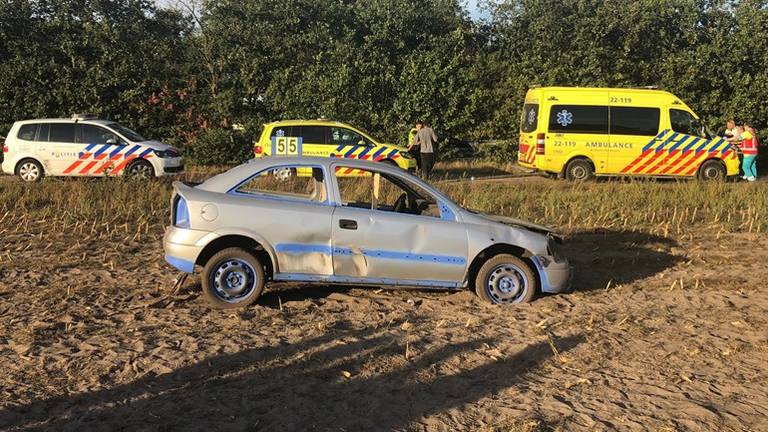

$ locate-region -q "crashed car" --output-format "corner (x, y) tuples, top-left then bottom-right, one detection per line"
(163, 157), (572, 308)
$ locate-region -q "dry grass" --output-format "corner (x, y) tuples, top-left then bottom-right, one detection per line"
(1, 162), (765, 240)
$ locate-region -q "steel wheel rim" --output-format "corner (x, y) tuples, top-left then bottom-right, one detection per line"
(571, 165), (588, 180)
(702, 166), (722, 180)
(210, 258), (258, 303)
(130, 163), (153, 178)
(19, 163), (40, 181)
(485, 263), (529, 304)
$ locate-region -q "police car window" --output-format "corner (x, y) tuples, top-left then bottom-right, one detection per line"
(521, 104), (539, 133)
(610, 107), (660, 136)
(293, 126), (327, 144)
(235, 166), (327, 203)
(329, 127), (370, 146)
(49, 124), (76, 143)
(548, 105), (608, 134)
(670, 109), (696, 135)
(107, 123), (145, 142)
(17, 124), (38, 141)
(78, 125), (117, 144)
(36, 124), (50, 141)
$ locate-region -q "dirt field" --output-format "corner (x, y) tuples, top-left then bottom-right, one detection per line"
(1, 175), (767, 432)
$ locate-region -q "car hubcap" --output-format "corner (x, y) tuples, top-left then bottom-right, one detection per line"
(19, 163), (40, 181)
(486, 263), (528, 304)
(211, 259), (257, 303)
(572, 166), (587, 179)
(703, 167), (721, 180)
(131, 163), (153, 178)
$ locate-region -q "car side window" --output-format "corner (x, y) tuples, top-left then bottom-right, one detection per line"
(17, 124), (38, 141)
(234, 165), (327, 203)
(670, 109), (696, 135)
(49, 124), (76, 143)
(335, 166), (440, 217)
(329, 127), (371, 147)
(77, 124), (119, 144)
(548, 105), (609, 134)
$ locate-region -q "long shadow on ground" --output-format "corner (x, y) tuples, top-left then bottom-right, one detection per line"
(0, 319), (584, 431)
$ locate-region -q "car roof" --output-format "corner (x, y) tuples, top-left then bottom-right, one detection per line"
(15, 118), (114, 126)
(264, 119), (357, 128)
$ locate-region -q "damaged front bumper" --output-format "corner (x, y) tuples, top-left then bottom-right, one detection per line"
(532, 255), (573, 294)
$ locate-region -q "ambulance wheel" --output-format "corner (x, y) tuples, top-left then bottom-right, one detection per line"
(16, 159), (44, 182)
(697, 160), (726, 182)
(475, 254), (537, 305)
(127, 159), (155, 179)
(565, 159), (594, 181)
(202, 247), (266, 309)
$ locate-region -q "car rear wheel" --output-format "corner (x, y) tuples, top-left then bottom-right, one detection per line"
(17, 159), (44, 182)
(564, 159), (594, 181)
(697, 160), (726, 182)
(475, 254), (537, 305)
(202, 247), (266, 309)
(126, 159), (155, 179)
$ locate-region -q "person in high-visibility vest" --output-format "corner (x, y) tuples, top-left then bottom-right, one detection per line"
(738, 122), (758, 181)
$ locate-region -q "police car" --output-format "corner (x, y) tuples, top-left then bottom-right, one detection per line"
(1, 114), (184, 181)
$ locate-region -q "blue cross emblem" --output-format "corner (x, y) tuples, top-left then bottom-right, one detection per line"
(557, 110), (573, 127)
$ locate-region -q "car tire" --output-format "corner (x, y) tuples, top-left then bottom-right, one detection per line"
(697, 160), (726, 182)
(474, 254), (537, 305)
(202, 247), (266, 309)
(126, 159), (155, 179)
(565, 158), (594, 181)
(16, 159), (44, 182)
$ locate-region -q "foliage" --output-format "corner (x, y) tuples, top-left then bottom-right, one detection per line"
(188, 128), (253, 166)
(1, 0), (767, 164)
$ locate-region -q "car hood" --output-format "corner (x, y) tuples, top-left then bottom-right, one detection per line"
(473, 212), (561, 238)
(138, 140), (174, 151)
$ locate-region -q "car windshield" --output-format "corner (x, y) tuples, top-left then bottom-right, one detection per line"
(107, 123), (146, 142)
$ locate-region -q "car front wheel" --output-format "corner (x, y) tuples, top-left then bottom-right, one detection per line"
(202, 247), (266, 309)
(475, 254), (537, 305)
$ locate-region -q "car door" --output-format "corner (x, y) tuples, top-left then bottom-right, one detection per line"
(74, 124), (124, 176)
(330, 163), (468, 287)
(46, 123), (79, 174)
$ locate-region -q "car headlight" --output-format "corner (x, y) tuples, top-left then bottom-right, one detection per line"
(154, 148), (181, 158)
(399, 150), (413, 159)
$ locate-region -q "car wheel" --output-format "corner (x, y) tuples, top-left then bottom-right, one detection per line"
(565, 159), (594, 181)
(202, 247), (266, 309)
(697, 160), (726, 182)
(474, 254), (537, 305)
(126, 159), (155, 179)
(17, 159), (44, 182)
(272, 167), (296, 181)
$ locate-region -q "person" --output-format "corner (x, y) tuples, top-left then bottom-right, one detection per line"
(725, 119), (739, 140)
(408, 120), (438, 178)
(737, 122), (758, 181)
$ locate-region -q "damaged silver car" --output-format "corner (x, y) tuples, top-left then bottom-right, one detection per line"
(163, 157), (572, 308)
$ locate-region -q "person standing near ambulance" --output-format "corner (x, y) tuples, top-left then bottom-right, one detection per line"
(737, 122), (758, 181)
(408, 120), (439, 178)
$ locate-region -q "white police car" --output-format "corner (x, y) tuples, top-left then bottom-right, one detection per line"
(1, 114), (183, 181)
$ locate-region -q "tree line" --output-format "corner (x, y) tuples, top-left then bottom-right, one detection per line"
(1, 0), (766, 164)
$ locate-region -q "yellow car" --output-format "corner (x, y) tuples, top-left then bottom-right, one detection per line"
(518, 87), (739, 181)
(254, 120), (416, 172)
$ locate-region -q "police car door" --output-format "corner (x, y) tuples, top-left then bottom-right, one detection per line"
(47, 123), (79, 175)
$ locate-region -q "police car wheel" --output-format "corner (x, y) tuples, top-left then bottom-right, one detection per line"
(127, 159), (155, 179)
(697, 160), (726, 182)
(202, 247), (266, 309)
(17, 159), (44, 182)
(475, 254), (537, 306)
(565, 159), (594, 181)
(272, 167), (296, 181)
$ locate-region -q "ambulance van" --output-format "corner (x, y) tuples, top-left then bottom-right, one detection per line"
(518, 87), (739, 181)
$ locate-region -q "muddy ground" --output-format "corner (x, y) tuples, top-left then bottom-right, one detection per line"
(0, 192), (767, 431)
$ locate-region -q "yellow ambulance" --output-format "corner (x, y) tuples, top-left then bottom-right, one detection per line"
(254, 120), (416, 172)
(518, 87), (739, 180)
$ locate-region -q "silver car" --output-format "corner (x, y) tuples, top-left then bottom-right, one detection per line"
(163, 157), (571, 308)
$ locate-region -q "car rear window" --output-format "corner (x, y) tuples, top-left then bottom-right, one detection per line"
(610, 107), (660, 136)
(17, 124), (38, 141)
(49, 123), (76, 143)
(521, 104), (539, 133)
(548, 105), (609, 134)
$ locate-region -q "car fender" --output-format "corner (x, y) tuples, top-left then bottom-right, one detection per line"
(199, 227), (280, 273)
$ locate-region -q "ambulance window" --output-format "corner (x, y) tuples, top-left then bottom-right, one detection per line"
(329, 127), (371, 147)
(49, 124), (76, 143)
(521, 104), (539, 133)
(17, 124), (38, 141)
(293, 126), (327, 144)
(670, 110), (696, 135)
(610, 107), (660, 136)
(270, 126), (293, 138)
(548, 105), (608, 134)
